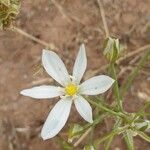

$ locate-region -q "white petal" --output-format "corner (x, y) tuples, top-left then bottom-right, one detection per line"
(73, 44), (87, 84)
(42, 50), (70, 86)
(74, 96), (93, 123)
(20, 85), (63, 99)
(79, 75), (114, 95)
(41, 98), (72, 140)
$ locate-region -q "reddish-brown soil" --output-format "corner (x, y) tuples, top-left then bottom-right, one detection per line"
(0, 0), (150, 150)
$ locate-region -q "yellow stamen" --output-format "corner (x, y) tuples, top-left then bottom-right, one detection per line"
(65, 84), (78, 96)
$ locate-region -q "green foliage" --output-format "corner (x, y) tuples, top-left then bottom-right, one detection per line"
(134, 130), (150, 142)
(124, 130), (135, 150)
(68, 124), (83, 142)
(0, 0), (20, 29)
(58, 137), (73, 150)
(88, 48), (150, 149)
(135, 120), (150, 132)
(84, 144), (95, 150)
(110, 63), (123, 111)
(121, 50), (150, 96)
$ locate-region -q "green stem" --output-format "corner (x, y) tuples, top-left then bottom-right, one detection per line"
(121, 50), (150, 96)
(94, 125), (129, 146)
(87, 98), (126, 118)
(136, 102), (150, 117)
(124, 130), (134, 150)
(72, 114), (107, 137)
(134, 130), (150, 143)
(104, 136), (113, 150)
(104, 118), (122, 150)
(88, 97), (104, 144)
(110, 63), (123, 111)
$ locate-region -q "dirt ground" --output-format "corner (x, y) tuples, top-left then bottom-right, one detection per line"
(0, 0), (150, 150)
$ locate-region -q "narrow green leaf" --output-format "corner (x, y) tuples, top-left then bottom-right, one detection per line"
(73, 114), (107, 137)
(110, 63), (123, 111)
(124, 130), (134, 150)
(94, 125), (129, 146)
(57, 137), (73, 150)
(135, 130), (150, 142)
(104, 118), (122, 150)
(68, 124), (83, 142)
(122, 50), (150, 96)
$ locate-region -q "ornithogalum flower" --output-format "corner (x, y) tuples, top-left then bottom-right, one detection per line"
(20, 44), (114, 140)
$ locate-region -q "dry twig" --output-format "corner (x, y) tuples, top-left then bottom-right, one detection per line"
(73, 128), (92, 147)
(51, 0), (72, 23)
(13, 27), (58, 51)
(97, 0), (109, 37)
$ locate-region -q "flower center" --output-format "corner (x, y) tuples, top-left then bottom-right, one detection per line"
(65, 84), (78, 96)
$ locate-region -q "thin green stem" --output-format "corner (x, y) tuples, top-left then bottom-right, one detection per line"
(73, 114), (107, 147)
(104, 118), (122, 150)
(121, 50), (150, 96)
(72, 114), (107, 138)
(110, 63), (123, 111)
(124, 131), (134, 150)
(87, 98), (126, 118)
(88, 97), (104, 144)
(136, 102), (150, 117)
(104, 136), (113, 150)
(94, 125), (129, 146)
(134, 130), (150, 143)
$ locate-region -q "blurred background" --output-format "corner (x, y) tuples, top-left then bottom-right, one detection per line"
(0, 0), (150, 149)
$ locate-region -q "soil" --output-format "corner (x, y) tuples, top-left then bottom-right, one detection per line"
(0, 0), (150, 150)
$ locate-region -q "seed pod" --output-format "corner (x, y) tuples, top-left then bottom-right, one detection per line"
(103, 37), (122, 63)
(0, 0), (20, 30)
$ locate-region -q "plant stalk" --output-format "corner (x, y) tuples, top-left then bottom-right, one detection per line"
(110, 63), (123, 111)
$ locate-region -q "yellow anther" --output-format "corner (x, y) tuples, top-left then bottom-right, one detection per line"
(65, 84), (78, 96)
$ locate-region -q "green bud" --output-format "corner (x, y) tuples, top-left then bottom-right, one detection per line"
(103, 37), (122, 63)
(58, 137), (73, 150)
(125, 129), (137, 137)
(0, 0), (20, 30)
(68, 124), (83, 143)
(84, 145), (95, 150)
(135, 120), (150, 132)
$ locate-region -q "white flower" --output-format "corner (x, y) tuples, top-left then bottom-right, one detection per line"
(20, 44), (114, 140)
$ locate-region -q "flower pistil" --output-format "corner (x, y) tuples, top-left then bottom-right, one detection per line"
(65, 84), (78, 96)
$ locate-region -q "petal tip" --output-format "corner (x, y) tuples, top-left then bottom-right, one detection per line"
(111, 78), (115, 85)
(42, 49), (55, 56)
(89, 118), (93, 124)
(42, 49), (49, 54)
(20, 90), (25, 96)
(41, 134), (49, 140)
(105, 75), (115, 85)
(80, 43), (86, 52)
(106, 76), (115, 89)
(81, 43), (85, 47)
(41, 131), (53, 140)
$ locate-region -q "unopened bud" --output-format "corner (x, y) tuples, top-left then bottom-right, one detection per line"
(135, 120), (150, 132)
(0, 0), (20, 30)
(84, 145), (95, 150)
(103, 37), (122, 63)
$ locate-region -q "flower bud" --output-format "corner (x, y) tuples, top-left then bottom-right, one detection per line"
(68, 124), (83, 143)
(103, 37), (121, 63)
(135, 120), (150, 132)
(84, 145), (95, 150)
(0, 0), (20, 30)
